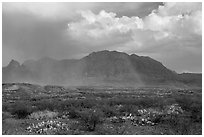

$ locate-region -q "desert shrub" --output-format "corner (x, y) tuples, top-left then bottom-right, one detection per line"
(2, 103), (10, 112)
(79, 109), (104, 131)
(97, 93), (112, 98)
(118, 104), (139, 115)
(96, 122), (127, 135)
(175, 95), (193, 111)
(163, 114), (192, 135)
(2, 112), (12, 120)
(135, 97), (161, 108)
(79, 99), (97, 108)
(149, 112), (163, 123)
(107, 97), (165, 109)
(61, 99), (97, 110)
(28, 110), (58, 120)
(101, 105), (118, 117)
(107, 98), (132, 106)
(58, 100), (75, 110)
(162, 97), (177, 107)
(34, 100), (59, 111)
(189, 102), (202, 122)
(175, 95), (202, 123)
(68, 107), (80, 119)
(57, 100), (75, 111)
(11, 102), (33, 119)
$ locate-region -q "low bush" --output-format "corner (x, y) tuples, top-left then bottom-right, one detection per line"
(68, 107), (80, 119)
(79, 109), (104, 131)
(2, 103), (10, 112)
(28, 110), (58, 120)
(163, 114), (192, 135)
(189, 103), (202, 122)
(101, 105), (118, 117)
(11, 102), (33, 119)
(2, 112), (12, 120)
(175, 95), (202, 123)
(33, 99), (59, 111)
(107, 97), (165, 109)
(118, 104), (139, 115)
(78, 99), (97, 108)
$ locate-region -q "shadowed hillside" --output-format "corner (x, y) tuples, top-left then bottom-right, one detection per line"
(2, 50), (201, 87)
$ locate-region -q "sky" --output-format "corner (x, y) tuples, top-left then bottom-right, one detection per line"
(2, 2), (202, 73)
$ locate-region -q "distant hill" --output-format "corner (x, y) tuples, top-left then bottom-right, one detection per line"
(2, 50), (202, 87)
(177, 73), (202, 87)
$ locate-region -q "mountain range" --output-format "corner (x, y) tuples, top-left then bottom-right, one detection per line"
(2, 50), (202, 87)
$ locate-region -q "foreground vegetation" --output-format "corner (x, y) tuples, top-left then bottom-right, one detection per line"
(2, 83), (202, 135)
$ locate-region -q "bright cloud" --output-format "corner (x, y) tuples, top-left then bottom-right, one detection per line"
(68, 10), (143, 39)
(67, 2), (201, 72)
(145, 3), (202, 37)
(68, 2), (201, 39)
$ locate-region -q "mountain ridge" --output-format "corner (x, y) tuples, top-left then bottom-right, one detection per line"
(2, 50), (201, 87)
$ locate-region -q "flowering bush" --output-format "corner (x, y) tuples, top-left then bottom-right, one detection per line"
(26, 120), (69, 134)
(109, 104), (184, 126)
(165, 104), (184, 115)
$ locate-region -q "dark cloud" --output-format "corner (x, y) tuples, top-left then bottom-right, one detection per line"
(3, 2), (159, 65)
(90, 2), (162, 17)
(3, 11), (83, 65)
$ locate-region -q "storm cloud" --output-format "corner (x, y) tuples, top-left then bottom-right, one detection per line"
(2, 2), (202, 73)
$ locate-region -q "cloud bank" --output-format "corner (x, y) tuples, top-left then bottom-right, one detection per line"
(67, 2), (202, 72)
(68, 2), (201, 45)
(2, 2), (202, 73)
